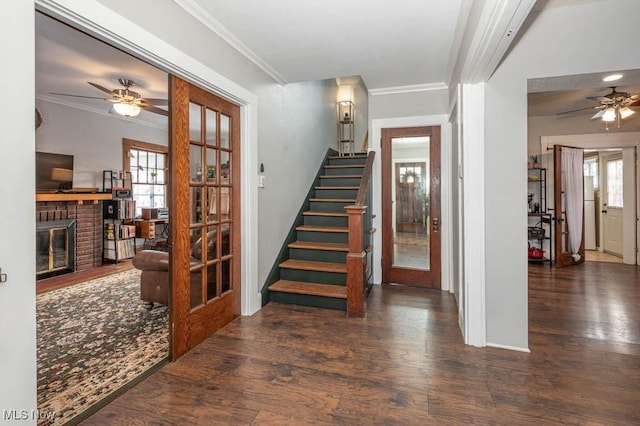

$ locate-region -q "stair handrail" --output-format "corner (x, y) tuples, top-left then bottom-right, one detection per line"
(354, 151), (375, 207)
(346, 150), (375, 317)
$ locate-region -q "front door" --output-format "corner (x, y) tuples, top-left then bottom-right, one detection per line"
(382, 126), (441, 288)
(169, 75), (241, 359)
(602, 154), (623, 257)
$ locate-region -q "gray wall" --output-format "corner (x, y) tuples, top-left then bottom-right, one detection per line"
(484, 0), (640, 348)
(528, 114), (640, 156)
(369, 89), (448, 120)
(97, 0), (339, 287)
(255, 79), (337, 284)
(36, 100), (168, 188)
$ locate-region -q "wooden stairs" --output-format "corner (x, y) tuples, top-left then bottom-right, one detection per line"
(269, 153), (368, 311)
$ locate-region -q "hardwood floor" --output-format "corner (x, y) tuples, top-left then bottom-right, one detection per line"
(84, 262), (639, 424)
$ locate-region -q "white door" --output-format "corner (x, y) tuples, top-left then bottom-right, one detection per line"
(602, 154), (623, 257)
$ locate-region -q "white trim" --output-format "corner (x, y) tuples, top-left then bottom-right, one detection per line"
(369, 83), (448, 96)
(487, 342), (531, 353)
(172, 0), (287, 86)
(370, 115), (451, 294)
(461, 83), (486, 347)
(461, 0), (537, 83)
(37, 0), (261, 316)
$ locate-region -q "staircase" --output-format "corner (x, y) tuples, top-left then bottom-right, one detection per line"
(269, 153), (368, 311)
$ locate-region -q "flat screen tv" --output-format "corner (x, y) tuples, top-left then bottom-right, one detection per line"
(36, 151), (74, 192)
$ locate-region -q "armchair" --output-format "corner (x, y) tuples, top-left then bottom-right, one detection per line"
(132, 226), (230, 310)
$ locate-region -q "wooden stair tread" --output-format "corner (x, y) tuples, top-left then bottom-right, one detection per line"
(315, 186), (359, 190)
(324, 165), (365, 169)
(296, 225), (348, 233)
(303, 211), (348, 217)
(320, 174), (362, 179)
(289, 241), (349, 251)
(269, 280), (347, 299)
(279, 259), (346, 273)
(309, 198), (356, 203)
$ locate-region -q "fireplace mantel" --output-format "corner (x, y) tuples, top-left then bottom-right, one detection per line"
(36, 193), (113, 203)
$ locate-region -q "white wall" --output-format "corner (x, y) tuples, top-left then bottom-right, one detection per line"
(484, 0), (640, 349)
(36, 100), (168, 188)
(0, 1), (38, 419)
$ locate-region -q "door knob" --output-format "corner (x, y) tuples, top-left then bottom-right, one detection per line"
(433, 218), (439, 232)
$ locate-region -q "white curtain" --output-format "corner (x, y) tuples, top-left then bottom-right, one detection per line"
(561, 147), (584, 261)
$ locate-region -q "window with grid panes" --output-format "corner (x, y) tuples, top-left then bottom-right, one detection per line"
(128, 146), (167, 217)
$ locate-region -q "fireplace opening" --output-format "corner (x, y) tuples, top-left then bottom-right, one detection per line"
(36, 220), (75, 279)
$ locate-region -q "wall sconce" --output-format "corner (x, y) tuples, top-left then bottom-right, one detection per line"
(337, 84), (354, 122)
(337, 84), (355, 156)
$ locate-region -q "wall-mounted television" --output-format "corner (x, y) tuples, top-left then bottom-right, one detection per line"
(36, 151), (74, 192)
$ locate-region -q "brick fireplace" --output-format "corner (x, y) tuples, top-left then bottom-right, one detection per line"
(35, 200), (103, 276)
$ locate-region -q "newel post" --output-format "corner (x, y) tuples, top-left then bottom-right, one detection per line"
(346, 205), (366, 317)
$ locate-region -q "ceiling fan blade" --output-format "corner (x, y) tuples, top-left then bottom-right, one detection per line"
(49, 92), (107, 100)
(143, 104), (169, 116)
(140, 98), (168, 106)
(88, 82), (116, 96)
(556, 106), (597, 116)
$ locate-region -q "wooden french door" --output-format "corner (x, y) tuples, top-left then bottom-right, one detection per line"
(169, 75), (241, 359)
(553, 145), (585, 267)
(382, 126), (441, 288)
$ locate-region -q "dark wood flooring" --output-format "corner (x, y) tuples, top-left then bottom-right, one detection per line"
(84, 262), (639, 424)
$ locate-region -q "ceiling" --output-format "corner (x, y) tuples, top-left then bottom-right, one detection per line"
(35, 12), (169, 128)
(177, 0), (464, 89)
(35, 1), (639, 132)
(528, 69), (640, 115)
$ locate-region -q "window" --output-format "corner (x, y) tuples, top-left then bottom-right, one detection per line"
(607, 158), (623, 208)
(123, 139), (168, 217)
(583, 156), (598, 189)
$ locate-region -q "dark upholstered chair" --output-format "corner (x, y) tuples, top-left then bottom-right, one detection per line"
(132, 226), (229, 310)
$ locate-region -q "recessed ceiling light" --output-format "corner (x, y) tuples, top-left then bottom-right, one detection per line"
(602, 73), (623, 82)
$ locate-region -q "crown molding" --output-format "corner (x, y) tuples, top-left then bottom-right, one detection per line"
(36, 94), (168, 131)
(369, 82), (448, 96)
(173, 0), (288, 85)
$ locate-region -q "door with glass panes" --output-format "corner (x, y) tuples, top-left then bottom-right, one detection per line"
(170, 75), (241, 358)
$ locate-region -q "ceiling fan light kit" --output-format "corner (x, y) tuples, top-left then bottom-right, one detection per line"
(113, 102), (141, 117)
(558, 86), (639, 130)
(50, 77), (168, 118)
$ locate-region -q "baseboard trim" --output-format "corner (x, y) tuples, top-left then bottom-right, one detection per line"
(486, 342), (531, 353)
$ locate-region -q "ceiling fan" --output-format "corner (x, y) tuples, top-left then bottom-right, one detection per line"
(51, 78), (168, 117)
(558, 86), (639, 129)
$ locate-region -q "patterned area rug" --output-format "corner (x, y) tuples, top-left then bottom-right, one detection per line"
(37, 269), (169, 425)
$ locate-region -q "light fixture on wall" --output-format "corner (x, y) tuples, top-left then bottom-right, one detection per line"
(113, 101), (141, 117)
(337, 84), (355, 156)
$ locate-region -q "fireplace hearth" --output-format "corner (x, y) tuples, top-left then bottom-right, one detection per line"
(36, 220), (75, 279)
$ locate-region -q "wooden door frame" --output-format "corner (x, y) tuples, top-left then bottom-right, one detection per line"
(381, 126), (441, 288)
(169, 75), (242, 359)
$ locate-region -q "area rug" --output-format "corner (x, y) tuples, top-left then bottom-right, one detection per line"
(36, 269), (169, 425)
